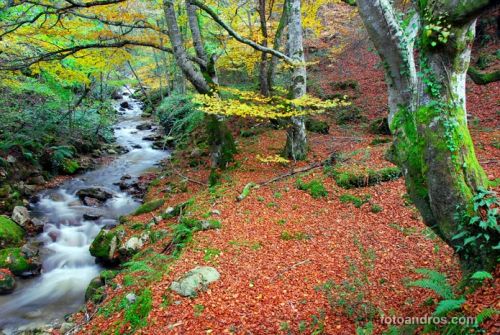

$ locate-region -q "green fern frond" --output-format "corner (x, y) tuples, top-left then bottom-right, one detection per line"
(475, 308), (498, 325)
(408, 279), (454, 299)
(470, 271), (493, 281)
(434, 298), (465, 316)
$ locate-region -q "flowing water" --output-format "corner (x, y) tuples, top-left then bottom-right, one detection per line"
(0, 88), (169, 333)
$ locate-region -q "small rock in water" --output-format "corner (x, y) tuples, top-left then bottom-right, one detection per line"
(76, 187), (114, 202)
(126, 293), (137, 303)
(111, 91), (122, 100)
(170, 266), (220, 297)
(48, 192), (65, 202)
(82, 197), (101, 207)
(142, 134), (161, 141)
(121, 174), (132, 180)
(83, 212), (103, 221)
(24, 309), (43, 319)
(68, 200), (83, 207)
(0, 269), (16, 294)
(136, 123), (152, 131)
(21, 241), (40, 258)
(132, 144), (142, 149)
(120, 101), (130, 109)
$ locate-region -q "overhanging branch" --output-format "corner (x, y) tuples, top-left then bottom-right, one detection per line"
(188, 0), (294, 64)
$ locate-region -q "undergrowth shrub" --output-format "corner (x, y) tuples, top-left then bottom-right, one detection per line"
(340, 194), (371, 208)
(406, 268), (497, 334)
(296, 178), (328, 199)
(332, 105), (367, 125)
(156, 93), (205, 148)
(317, 238), (378, 327)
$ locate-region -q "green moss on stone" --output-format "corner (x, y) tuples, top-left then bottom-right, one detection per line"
(133, 199), (165, 216)
(329, 167), (402, 189)
(0, 216), (25, 248)
(89, 226), (125, 261)
(0, 248), (32, 275)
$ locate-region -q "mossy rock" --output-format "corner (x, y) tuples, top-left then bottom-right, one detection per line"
(163, 199), (193, 219)
(89, 226), (125, 263)
(330, 80), (359, 91)
(133, 199), (165, 216)
(85, 276), (105, 303)
(0, 216), (25, 248)
(0, 184), (11, 198)
(100, 269), (119, 283)
(305, 118), (330, 134)
(0, 248), (37, 276)
(329, 167), (402, 189)
(0, 268), (16, 294)
(368, 117), (391, 135)
(334, 106), (367, 125)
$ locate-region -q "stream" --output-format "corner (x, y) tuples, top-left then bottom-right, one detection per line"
(0, 88), (169, 334)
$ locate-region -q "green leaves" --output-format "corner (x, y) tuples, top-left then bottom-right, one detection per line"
(470, 271), (493, 281)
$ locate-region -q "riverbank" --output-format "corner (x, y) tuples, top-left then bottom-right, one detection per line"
(0, 87), (171, 334)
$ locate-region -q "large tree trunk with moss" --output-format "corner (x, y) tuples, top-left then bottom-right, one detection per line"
(164, 0), (235, 169)
(358, 0), (499, 273)
(284, 0), (308, 161)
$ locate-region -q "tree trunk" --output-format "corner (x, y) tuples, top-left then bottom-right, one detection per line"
(258, 0), (270, 96)
(284, 0), (307, 161)
(358, 0), (499, 273)
(163, 0), (211, 94)
(164, 0), (235, 169)
(267, 0), (289, 92)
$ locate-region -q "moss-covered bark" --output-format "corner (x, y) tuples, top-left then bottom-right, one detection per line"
(389, 18), (497, 273)
(206, 115), (236, 169)
(359, 0), (499, 273)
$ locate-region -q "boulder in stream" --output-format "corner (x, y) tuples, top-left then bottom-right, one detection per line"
(0, 268), (16, 294)
(89, 225), (125, 263)
(136, 123), (152, 131)
(111, 90), (123, 100)
(83, 211), (103, 221)
(120, 101), (131, 109)
(76, 187), (114, 203)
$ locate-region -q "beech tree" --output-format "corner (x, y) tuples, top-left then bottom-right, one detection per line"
(191, 0), (309, 160)
(357, 0), (499, 272)
(163, 0), (236, 169)
(284, 0), (308, 160)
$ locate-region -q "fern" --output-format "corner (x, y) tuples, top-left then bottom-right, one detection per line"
(475, 308), (498, 325)
(434, 298), (466, 316)
(470, 271), (493, 281)
(409, 269), (455, 300)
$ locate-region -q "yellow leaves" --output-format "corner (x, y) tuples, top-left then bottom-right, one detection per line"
(256, 154), (290, 165)
(32, 62), (91, 85)
(193, 87), (350, 119)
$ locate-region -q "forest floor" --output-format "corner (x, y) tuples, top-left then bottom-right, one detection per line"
(73, 6), (500, 335)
